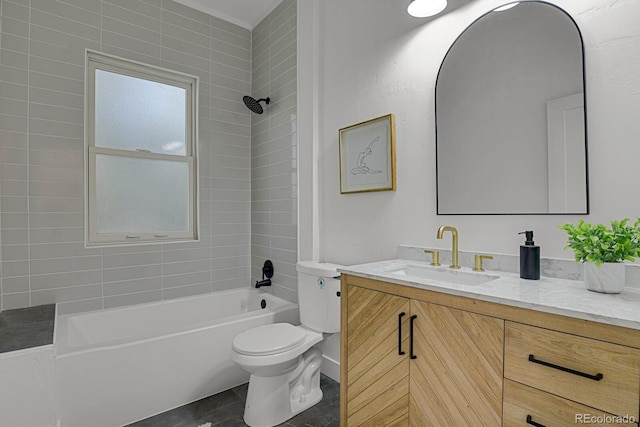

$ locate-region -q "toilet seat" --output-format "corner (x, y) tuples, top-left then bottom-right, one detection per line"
(233, 323), (306, 356)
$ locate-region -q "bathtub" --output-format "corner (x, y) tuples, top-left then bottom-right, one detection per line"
(55, 288), (299, 427)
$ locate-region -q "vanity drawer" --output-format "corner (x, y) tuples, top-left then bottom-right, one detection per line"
(505, 322), (640, 418)
(503, 379), (634, 427)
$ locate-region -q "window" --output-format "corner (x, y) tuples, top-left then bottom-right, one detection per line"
(86, 50), (198, 246)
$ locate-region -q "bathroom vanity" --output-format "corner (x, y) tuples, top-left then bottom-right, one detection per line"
(339, 259), (640, 426)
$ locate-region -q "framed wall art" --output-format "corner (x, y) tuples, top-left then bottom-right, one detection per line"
(339, 113), (396, 194)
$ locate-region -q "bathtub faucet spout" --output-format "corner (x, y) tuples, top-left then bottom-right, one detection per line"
(255, 278), (271, 288)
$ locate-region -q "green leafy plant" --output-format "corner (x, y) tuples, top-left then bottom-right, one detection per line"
(558, 218), (640, 266)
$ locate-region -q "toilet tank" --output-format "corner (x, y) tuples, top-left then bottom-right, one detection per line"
(296, 261), (343, 333)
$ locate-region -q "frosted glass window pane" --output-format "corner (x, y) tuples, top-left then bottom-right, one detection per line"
(95, 70), (187, 155)
(95, 154), (189, 234)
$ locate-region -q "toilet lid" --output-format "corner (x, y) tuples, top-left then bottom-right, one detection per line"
(233, 323), (306, 356)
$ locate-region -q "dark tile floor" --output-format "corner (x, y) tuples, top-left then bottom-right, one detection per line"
(127, 374), (340, 427)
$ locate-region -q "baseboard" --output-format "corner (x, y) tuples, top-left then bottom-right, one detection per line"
(321, 354), (340, 383)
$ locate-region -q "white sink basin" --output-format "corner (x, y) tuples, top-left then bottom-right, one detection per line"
(385, 265), (498, 286)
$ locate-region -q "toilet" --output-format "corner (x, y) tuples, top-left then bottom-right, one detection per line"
(231, 260), (342, 427)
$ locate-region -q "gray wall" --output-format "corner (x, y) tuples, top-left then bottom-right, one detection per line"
(0, 0), (253, 313)
(250, 0), (298, 302)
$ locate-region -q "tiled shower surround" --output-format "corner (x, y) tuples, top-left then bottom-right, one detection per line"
(250, 0), (298, 302)
(0, 0), (298, 313)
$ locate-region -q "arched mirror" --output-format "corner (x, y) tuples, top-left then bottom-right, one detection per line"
(435, 1), (588, 214)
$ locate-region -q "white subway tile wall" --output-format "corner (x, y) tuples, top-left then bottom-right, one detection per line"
(250, 0), (298, 303)
(0, 0), (262, 313)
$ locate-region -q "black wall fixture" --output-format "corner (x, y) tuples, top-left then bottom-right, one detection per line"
(262, 260), (274, 279)
(243, 95), (270, 114)
(255, 260), (274, 288)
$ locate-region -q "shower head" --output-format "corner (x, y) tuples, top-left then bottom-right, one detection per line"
(243, 95), (270, 114)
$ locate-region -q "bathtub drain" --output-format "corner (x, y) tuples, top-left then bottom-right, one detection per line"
(260, 299), (266, 309)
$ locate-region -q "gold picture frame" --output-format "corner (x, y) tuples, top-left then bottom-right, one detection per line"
(339, 113), (396, 194)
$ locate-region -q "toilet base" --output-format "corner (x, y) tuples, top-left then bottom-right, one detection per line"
(243, 346), (323, 427)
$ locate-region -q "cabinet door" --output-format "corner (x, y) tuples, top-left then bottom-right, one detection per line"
(344, 285), (411, 426)
(409, 300), (504, 426)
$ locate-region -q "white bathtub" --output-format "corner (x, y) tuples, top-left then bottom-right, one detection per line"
(55, 288), (299, 427)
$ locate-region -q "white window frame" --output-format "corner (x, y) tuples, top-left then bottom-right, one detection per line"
(85, 50), (199, 246)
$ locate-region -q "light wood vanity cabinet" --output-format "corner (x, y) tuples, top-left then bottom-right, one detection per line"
(341, 277), (503, 426)
(505, 321), (640, 423)
(340, 274), (640, 427)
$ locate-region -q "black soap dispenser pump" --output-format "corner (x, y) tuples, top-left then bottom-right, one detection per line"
(519, 230), (540, 280)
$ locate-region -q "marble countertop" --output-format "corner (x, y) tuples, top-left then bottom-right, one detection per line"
(339, 259), (640, 331)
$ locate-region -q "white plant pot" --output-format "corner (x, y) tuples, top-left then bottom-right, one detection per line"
(583, 262), (625, 294)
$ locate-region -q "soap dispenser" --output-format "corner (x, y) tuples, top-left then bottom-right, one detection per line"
(519, 230), (540, 280)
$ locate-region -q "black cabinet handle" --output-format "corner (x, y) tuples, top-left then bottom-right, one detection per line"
(526, 415), (545, 427)
(528, 354), (603, 381)
(409, 315), (417, 359)
(398, 312), (406, 355)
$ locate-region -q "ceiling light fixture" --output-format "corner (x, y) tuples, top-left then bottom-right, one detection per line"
(407, 0), (447, 17)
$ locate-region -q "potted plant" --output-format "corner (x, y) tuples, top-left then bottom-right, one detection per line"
(558, 218), (640, 293)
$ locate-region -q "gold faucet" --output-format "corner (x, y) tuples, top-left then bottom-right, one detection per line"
(437, 225), (460, 269)
(424, 249), (441, 266)
(474, 254), (493, 272)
